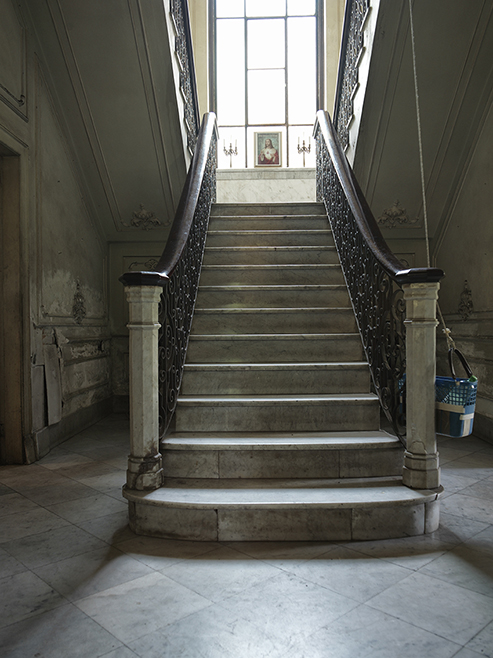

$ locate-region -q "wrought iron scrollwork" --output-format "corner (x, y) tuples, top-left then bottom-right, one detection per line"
(158, 134), (217, 437)
(315, 114), (406, 440)
(334, 0), (370, 151)
(170, 0), (199, 154)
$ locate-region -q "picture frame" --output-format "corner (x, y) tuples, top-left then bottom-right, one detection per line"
(254, 132), (282, 167)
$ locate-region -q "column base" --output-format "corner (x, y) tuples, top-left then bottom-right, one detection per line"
(127, 453), (163, 490)
(402, 450), (440, 489)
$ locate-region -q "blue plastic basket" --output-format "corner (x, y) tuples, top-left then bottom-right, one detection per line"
(435, 375), (477, 438)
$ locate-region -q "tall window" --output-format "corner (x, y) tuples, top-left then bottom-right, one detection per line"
(212, 0), (322, 168)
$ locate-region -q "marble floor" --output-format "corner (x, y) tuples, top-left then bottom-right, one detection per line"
(1, 415), (493, 657)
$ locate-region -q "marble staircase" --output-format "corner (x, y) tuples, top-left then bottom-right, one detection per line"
(124, 202), (441, 541)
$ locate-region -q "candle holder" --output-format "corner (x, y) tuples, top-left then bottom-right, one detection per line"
(297, 137), (311, 167)
(223, 141), (238, 168)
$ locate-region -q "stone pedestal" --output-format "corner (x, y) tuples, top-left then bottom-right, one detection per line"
(125, 286), (163, 490)
(402, 282), (440, 490)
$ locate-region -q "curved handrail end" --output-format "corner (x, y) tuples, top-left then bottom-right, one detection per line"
(394, 268), (445, 285)
(119, 271), (169, 287)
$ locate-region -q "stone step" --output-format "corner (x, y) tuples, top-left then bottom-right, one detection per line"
(186, 333), (364, 363)
(123, 478), (441, 541)
(161, 430), (402, 479)
(199, 264), (345, 285)
(191, 307), (357, 335)
(206, 229), (333, 248)
(208, 215), (329, 231)
(195, 285), (350, 308)
(175, 393), (380, 433)
(211, 203), (326, 216)
(181, 362), (370, 395)
(202, 246), (338, 266)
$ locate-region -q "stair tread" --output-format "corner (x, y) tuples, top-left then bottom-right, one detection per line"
(207, 229), (331, 235)
(198, 284), (346, 290)
(205, 246), (335, 250)
(184, 362), (368, 370)
(190, 333), (360, 339)
(163, 430), (400, 450)
(124, 478), (440, 508)
(178, 393), (377, 404)
(194, 307), (352, 313)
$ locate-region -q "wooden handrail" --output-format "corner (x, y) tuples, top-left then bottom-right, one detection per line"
(314, 110), (444, 285)
(120, 112), (218, 288)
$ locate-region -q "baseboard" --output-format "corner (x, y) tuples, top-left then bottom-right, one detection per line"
(473, 412), (493, 446)
(28, 397), (113, 462)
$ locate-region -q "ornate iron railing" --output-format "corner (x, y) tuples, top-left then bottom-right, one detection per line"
(333, 0), (370, 151)
(170, 0), (201, 154)
(315, 110), (443, 440)
(121, 113), (218, 438)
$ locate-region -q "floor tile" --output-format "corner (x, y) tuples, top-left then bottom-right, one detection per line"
(420, 543), (493, 598)
(281, 545), (412, 602)
(464, 524), (493, 553)
(128, 604), (292, 658)
(37, 448), (95, 470)
(465, 618), (493, 657)
(115, 535), (219, 570)
(439, 512), (490, 542)
(33, 546), (154, 601)
(0, 603), (122, 658)
(99, 648), (139, 658)
(460, 478), (493, 502)
(79, 509), (136, 545)
(284, 604), (461, 658)
(0, 492), (40, 517)
(0, 571), (66, 629)
(76, 571), (212, 644)
(367, 571), (493, 645)
(163, 545), (282, 603)
(217, 569), (359, 643)
(0, 546), (28, 579)
(18, 479), (98, 507)
(2, 524), (107, 568)
(441, 493), (493, 525)
(46, 492), (128, 523)
(0, 506), (69, 543)
(224, 540), (338, 568)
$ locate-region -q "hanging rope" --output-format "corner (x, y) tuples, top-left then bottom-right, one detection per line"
(408, 0), (453, 346)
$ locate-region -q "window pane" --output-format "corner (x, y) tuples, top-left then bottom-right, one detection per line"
(217, 126), (246, 169)
(246, 0), (286, 17)
(288, 125), (315, 168)
(287, 0), (315, 16)
(248, 19), (285, 70)
(248, 69), (286, 124)
(217, 19), (245, 125)
(216, 0), (244, 18)
(287, 17), (316, 124)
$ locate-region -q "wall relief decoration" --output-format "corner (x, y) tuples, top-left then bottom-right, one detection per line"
(72, 280), (86, 324)
(122, 204), (163, 231)
(458, 279), (473, 320)
(377, 200), (419, 228)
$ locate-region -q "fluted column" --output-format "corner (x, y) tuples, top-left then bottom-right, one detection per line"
(402, 282), (440, 490)
(125, 286), (163, 490)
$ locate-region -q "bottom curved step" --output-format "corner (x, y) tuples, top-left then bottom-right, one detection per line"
(123, 478), (442, 542)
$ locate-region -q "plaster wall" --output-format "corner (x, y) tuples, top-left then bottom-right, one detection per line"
(0, 0), (111, 462)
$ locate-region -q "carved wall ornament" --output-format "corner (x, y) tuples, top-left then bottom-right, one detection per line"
(377, 200), (419, 228)
(458, 280), (474, 320)
(72, 280), (86, 324)
(123, 204), (163, 231)
(128, 259), (159, 272)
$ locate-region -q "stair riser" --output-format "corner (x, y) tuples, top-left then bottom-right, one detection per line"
(206, 232), (333, 247)
(191, 309), (356, 335)
(202, 248), (338, 265)
(209, 217), (329, 231)
(199, 266), (345, 285)
(175, 400), (380, 433)
(162, 448), (402, 479)
(127, 500), (437, 541)
(187, 335), (364, 363)
(211, 204), (326, 216)
(195, 288), (350, 308)
(181, 366), (370, 395)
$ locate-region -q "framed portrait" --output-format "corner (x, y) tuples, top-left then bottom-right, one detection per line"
(254, 132), (282, 167)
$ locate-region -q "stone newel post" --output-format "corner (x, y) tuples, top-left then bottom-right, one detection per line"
(402, 282), (441, 490)
(125, 286), (163, 490)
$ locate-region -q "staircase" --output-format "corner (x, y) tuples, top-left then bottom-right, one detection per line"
(124, 202), (441, 541)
